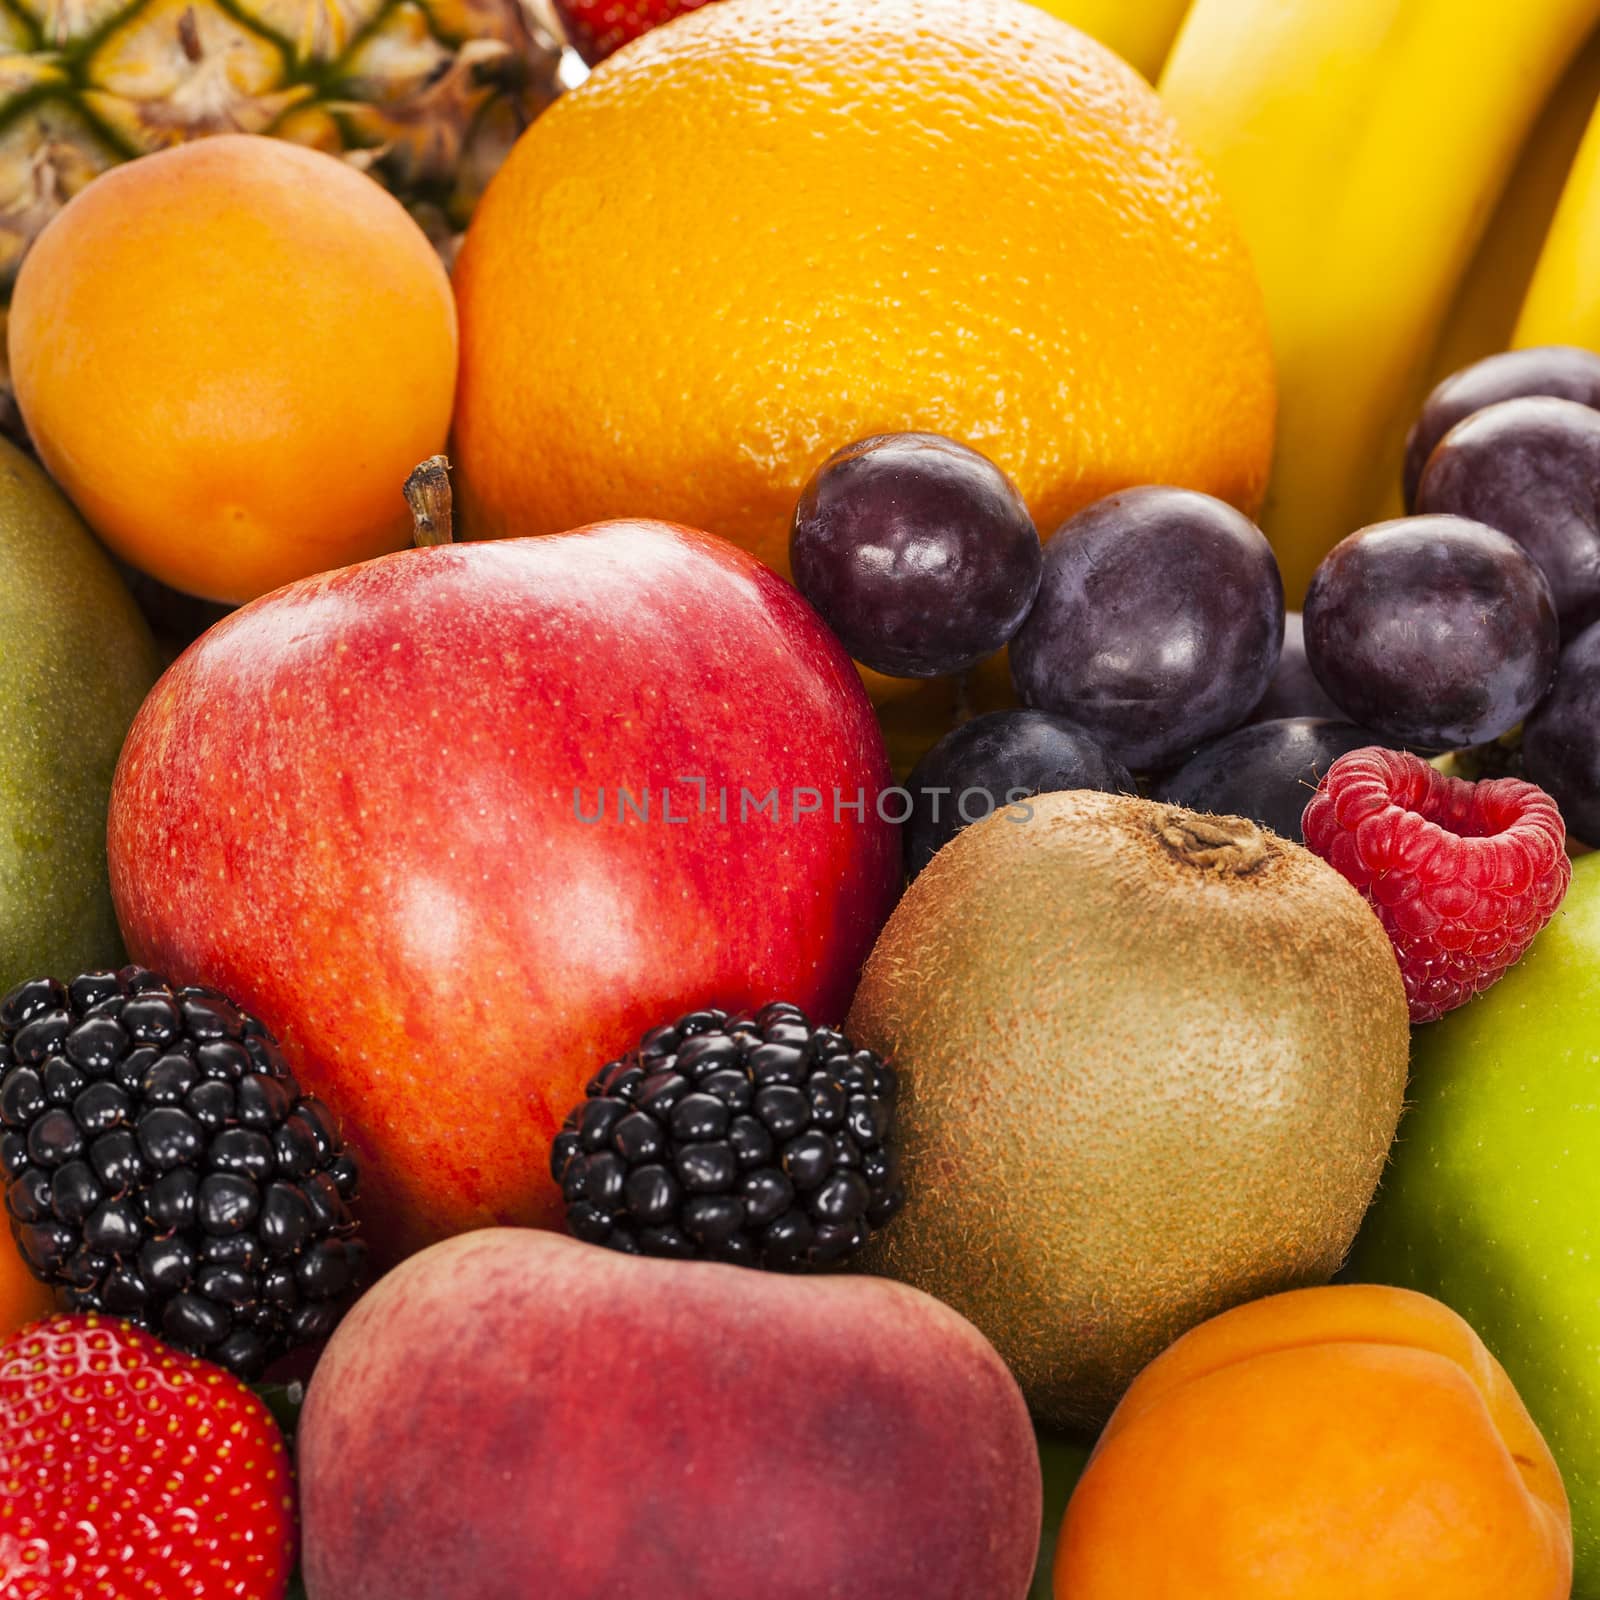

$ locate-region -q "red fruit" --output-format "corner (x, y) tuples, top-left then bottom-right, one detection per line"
(297, 1229), (1042, 1600)
(554, 0), (717, 64)
(0, 1314), (297, 1599)
(1302, 746), (1572, 1024)
(107, 521), (900, 1264)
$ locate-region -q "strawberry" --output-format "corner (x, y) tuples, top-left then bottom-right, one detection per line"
(553, 0), (718, 65)
(0, 1314), (297, 1599)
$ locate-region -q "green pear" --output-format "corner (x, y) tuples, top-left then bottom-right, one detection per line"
(0, 439), (161, 989)
(1350, 849), (1600, 1593)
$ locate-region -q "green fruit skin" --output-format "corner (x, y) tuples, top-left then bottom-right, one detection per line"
(1351, 849), (1600, 1595)
(0, 439), (161, 989)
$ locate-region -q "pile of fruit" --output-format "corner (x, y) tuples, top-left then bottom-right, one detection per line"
(8, 1), (1600, 1597)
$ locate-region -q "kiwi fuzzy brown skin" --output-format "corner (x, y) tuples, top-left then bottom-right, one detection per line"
(848, 788), (1410, 1433)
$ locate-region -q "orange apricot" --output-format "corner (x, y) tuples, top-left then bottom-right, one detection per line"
(1054, 1283), (1571, 1600)
(9, 135), (457, 605)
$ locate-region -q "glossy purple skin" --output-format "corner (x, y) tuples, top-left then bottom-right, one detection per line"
(1244, 611), (1344, 723)
(789, 432), (1041, 678)
(1403, 345), (1600, 512)
(1008, 486), (1284, 772)
(1154, 718), (1383, 844)
(1524, 621), (1600, 846)
(1303, 516), (1559, 751)
(904, 709), (1133, 877)
(1417, 395), (1600, 640)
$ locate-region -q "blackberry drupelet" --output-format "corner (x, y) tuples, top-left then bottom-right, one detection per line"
(551, 1002), (904, 1269)
(0, 966), (366, 1377)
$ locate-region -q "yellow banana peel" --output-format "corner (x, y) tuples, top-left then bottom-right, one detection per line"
(1516, 48), (1600, 349)
(1435, 26), (1600, 383)
(1364, 22), (1600, 525)
(1022, 0), (1191, 81)
(1161, 0), (1600, 602)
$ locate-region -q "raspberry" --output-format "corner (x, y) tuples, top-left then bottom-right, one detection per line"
(1302, 746), (1571, 1024)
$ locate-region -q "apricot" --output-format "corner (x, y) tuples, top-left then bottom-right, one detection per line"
(9, 135), (457, 604)
(1054, 1283), (1571, 1599)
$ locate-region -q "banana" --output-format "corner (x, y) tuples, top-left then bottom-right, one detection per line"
(1515, 43), (1600, 349)
(1022, 0), (1191, 81)
(1359, 21), (1600, 525)
(1434, 27), (1600, 383)
(1160, 0), (1600, 602)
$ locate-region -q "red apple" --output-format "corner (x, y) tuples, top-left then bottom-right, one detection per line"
(108, 521), (899, 1262)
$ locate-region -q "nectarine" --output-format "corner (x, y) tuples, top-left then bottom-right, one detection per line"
(298, 1229), (1041, 1600)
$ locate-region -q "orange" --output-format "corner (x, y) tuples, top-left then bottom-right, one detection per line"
(1055, 1284), (1572, 1600)
(0, 1237), (55, 1341)
(9, 135), (458, 605)
(453, 0), (1275, 581)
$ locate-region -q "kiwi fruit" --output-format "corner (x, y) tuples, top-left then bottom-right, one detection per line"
(848, 788), (1410, 1431)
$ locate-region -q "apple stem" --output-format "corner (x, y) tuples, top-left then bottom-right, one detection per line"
(405, 457), (455, 548)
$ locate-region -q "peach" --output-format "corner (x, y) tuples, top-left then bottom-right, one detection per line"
(1054, 1283), (1571, 1599)
(297, 1228), (1041, 1600)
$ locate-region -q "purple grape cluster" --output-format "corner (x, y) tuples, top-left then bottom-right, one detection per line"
(786, 371), (1600, 864)
(1389, 345), (1600, 842)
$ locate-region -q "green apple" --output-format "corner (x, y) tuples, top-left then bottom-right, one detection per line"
(0, 438), (161, 988)
(1350, 848), (1600, 1593)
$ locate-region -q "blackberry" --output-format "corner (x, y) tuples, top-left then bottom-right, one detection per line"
(0, 966), (367, 1377)
(551, 1002), (904, 1269)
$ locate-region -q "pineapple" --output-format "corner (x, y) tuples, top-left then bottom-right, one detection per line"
(0, 0), (565, 430)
